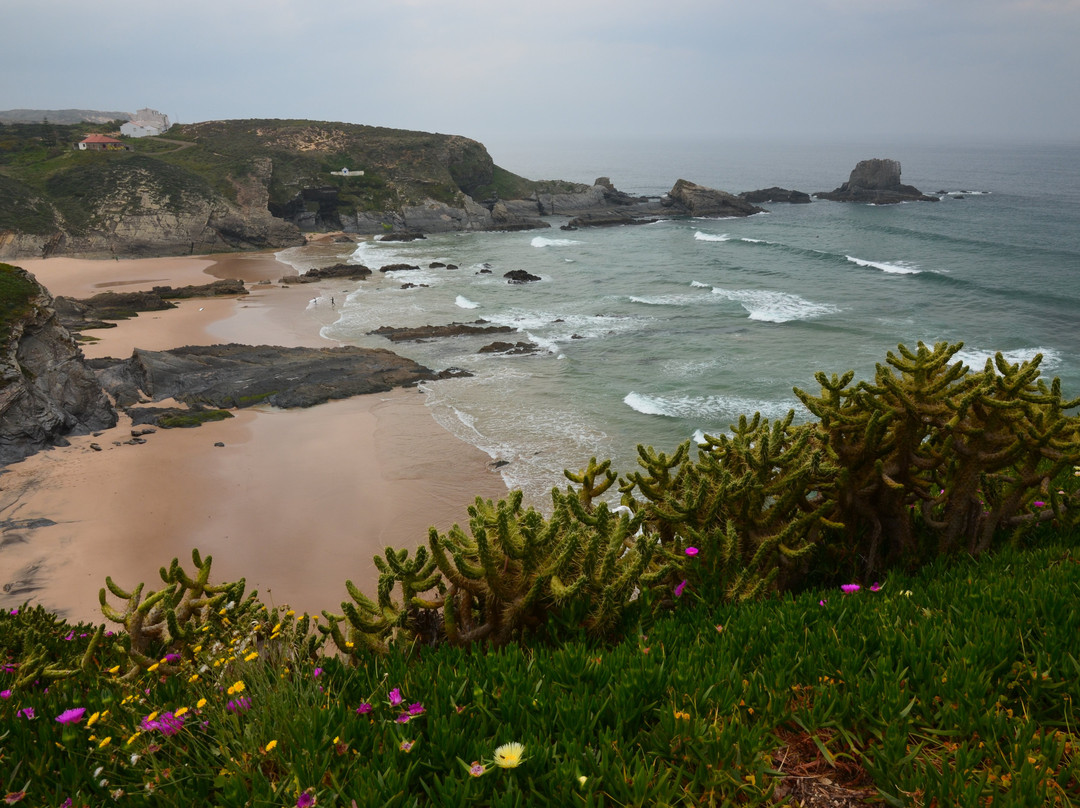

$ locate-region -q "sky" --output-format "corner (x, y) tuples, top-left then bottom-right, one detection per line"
(3, 0), (1079, 156)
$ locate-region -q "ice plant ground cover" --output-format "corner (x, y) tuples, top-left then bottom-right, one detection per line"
(1, 537), (1078, 806)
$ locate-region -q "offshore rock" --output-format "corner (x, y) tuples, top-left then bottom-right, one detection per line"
(280, 263), (373, 284)
(739, 187), (811, 204)
(0, 264), (117, 465)
(815, 159), (938, 204)
(55, 280), (248, 333)
(663, 179), (765, 217)
(368, 322), (514, 342)
(92, 344), (441, 410)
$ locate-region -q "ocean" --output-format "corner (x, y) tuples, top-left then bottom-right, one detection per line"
(278, 137), (1080, 507)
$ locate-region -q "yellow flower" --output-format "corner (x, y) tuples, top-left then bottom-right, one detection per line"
(493, 742), (526, 769)
(227, 681), (245, 695)
(196, 698), (207, 709)
(126, 732), (141, 746)
(146, 711), (159, 722)
(286, 610), (295, 617)
(272, 623), (282, 633)
(174, 707), (188, 717)
(264, 740), (278, 752)
(188, 673), (200, 683)
(108, 665), (120, 675)
(148, 662), (160, 672)
(244, 651), (259, 662)
(98, 736), (112, 748)
(192, 645), (202, 654)
(87, 711), (101, 727)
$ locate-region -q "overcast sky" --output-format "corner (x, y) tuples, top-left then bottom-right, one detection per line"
(3, 0), (1078, 154)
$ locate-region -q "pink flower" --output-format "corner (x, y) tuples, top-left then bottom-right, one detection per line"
(142, 711), (186, 736)
(55, 707), (86, 724)
(388, 688), (403, 706)
(313, 667), (323, 678)
(819, 599), (827, 606)
(674, 580), (688, 598)
(869, 582), (882, 592)
(297, 791), (316, 808)
(407, 702), (424, 716)
(685, 546), (699, 556)
(356, 703), (373, 715)
(226, 697), (252, 713)
(1034, 500), (1045, 507)
(4, 791), (26, 804)
(0, 690), (10, 699)
(17, 708), (34, 719)
(840, 584), (860, 594)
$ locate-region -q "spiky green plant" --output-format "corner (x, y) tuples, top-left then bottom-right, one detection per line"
(99, 549), (260, 679)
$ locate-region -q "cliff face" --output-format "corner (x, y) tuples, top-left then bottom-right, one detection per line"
(0, 264), (117, 465)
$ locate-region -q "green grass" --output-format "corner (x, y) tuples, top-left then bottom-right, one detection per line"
(0, 263), (40, 336)
(2, 535), (1077, 806)
(156, 409), (234, 429)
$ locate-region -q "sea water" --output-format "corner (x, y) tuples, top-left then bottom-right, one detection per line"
(280, 137), (1080, 507)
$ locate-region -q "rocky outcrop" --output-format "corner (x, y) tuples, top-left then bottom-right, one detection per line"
(280, 263), (373, 284)
(739, 187), (811, 204)
(504, 270), (542, 283)
(55, 280), (248, 333)
(0, 264), (117, 465)
(815, 159), (938, 204)
(368, 322), (514, 343)
(663, 179), (765, 217)
(562, 211), (659, 230)
(92, 343), (444, 410)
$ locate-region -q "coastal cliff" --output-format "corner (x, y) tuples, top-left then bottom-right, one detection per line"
(0, 263), (117, 464)
(0, 119), (761, 259)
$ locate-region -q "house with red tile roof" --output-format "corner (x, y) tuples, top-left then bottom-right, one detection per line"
(78, 134), (129, 151)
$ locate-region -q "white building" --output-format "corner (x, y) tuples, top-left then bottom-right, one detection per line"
(120, 107), (171, 138)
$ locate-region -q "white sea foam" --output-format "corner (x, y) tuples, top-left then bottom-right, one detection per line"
(531, 236), (582, 247)
(694, 231), (731, 242)
(629, 294), (707, 306)
(954, 347), (1062, 372)
(846, 256), (922, 274)
(691, 281), (710, 288)
(624, 392), (800, 422)
(455, 295), (480, 309)
(710, 287), (839, 322)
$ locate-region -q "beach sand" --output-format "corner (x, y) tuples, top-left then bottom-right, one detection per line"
(1, 249), (507, 624)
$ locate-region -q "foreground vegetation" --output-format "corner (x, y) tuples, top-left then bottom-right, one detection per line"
(2, 341), (1078, 805)
(2, 539), (1078, 806)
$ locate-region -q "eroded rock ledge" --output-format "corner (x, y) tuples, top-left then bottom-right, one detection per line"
(91, 344), (451, 411)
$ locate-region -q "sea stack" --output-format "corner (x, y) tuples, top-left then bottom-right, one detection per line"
(815, 158), (938, 204)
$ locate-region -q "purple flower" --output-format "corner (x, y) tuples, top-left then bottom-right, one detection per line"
(313, 667), (323, 678)
(1034, 500), (1046, 507)
(55, 707), (86, 724)
(17, 707), (34, 719)
(297, 792), (316, 808)
(8, 609), (17, 616)
(395, 713), (411, 724)
(388, 688), (403, 706)
(163, 653), (180, 663)
(819, 599), (827, 606)
(840, 584), (860, 594)
(4, 791), (26, 804)
(142, 711), (186, 736)
(869, 582), (882, 592)
(674, 579), (688, 598)
(356, 702), (373, 715)
(0, 690), (10, 699)
(226, 697), (252, 713)
(407, 702), (424, 716)
(60, 800), (74, 808)
(685, 546), (699, 557)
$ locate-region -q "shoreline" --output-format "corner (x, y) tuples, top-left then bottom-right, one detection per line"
(1, 248), (508, 624)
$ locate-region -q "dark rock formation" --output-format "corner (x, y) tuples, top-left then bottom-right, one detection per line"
(0, 264), (117, 464)
(663, 179), (765, 217)
(504, 270), (541, 284)
(478, 341), (541, 355)
(92, 344), (442, 410)
(739, 187), (811, 204)
(55, 280), (248, 333)
(815, 159), (938, 204)
(378, 233), (426, 242)
(368, 322), (514, 343)
(562, 212), (659, 230)
(379, 263), (422, 273)
(280, 263), (372, 284)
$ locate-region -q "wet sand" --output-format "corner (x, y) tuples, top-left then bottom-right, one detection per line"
(1, 249), (506, 624)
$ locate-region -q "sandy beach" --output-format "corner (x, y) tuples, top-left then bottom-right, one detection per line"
(1, 246), (507, 624)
